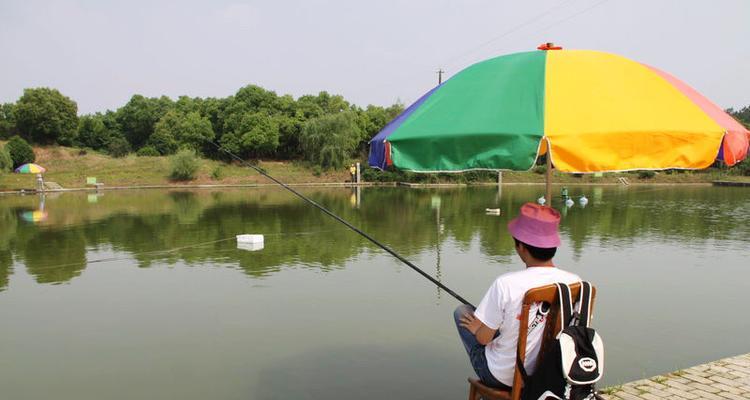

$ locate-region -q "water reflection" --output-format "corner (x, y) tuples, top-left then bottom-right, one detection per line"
(0, 185), (748, 290)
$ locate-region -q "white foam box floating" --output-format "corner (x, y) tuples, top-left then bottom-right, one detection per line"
(237, 234), (264, 244)
(236, 234), (264, 251)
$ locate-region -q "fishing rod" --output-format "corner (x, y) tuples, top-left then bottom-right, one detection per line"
(207, 141), (474, 307)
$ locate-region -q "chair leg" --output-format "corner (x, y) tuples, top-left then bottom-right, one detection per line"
(469, 383), (477, 400)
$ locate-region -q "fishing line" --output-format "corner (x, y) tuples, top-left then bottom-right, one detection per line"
(207, 141), (474, 307)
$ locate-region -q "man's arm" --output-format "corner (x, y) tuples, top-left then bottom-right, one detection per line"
(459, 312), (498, 345)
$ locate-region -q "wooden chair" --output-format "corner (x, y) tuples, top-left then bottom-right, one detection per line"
(467, 282), (596, 400)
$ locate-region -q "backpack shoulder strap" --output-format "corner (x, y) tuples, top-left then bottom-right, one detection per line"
(556, 282), (573, 332)
(577, 281), (594, 328)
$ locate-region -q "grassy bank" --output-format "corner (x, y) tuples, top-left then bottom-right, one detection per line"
(0, 145), (349, 190)
(1, 144), (748, 191)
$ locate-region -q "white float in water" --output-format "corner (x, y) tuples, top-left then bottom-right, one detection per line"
(537, 196), (546, 205)
(565, 198), (575, 207)
(237, 242), (264, 251)
(237, 234), (264, 251)
(579, 195), (589, 206)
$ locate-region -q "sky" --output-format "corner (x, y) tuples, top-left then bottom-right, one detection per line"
(1, 0), (749, 114)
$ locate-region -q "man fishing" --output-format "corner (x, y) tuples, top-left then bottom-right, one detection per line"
(453, 203), (580, 390)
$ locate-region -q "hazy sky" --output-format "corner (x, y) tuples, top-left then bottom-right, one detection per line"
(1, 0), (748, 114)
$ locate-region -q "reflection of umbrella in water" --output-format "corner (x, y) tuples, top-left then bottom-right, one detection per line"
(20, 210), (48, 223)
(369, 44), (750, 203)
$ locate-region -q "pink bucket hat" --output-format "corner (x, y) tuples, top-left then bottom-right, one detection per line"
(507, 203), (561, 248)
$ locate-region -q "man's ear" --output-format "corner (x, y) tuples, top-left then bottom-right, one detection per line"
(516, 242), (528, 258)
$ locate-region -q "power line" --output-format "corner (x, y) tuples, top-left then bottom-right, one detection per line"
(534, 0), (612, 35)
(441, 0), (579, 69)
(349, 0), (612, 104)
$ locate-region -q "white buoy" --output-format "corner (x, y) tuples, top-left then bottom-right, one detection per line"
(237, 234), (264, 251)
(537, 196), (546, 205)
(579, 195), (589, 206)
(565, 198), (575, 207)
(237, 242), (264, 251)
(237, 234), (264, 244)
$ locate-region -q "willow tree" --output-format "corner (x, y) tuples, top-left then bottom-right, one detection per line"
(300, 111), (361, 169)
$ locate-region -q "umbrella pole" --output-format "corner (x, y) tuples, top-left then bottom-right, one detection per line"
(545, 153), (552, 206)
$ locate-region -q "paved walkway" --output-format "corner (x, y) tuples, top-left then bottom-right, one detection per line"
(602, 353), (750, 400)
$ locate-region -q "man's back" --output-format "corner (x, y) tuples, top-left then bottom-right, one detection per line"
(454, 203), (576, 389)
(474, 267), (580, 386)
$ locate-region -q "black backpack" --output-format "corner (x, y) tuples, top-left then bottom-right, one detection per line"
(519, 281), (604, 400)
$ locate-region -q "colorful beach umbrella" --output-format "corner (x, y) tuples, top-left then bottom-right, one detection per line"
(14, 163), (46, 174)
(369, 46), (749, 176)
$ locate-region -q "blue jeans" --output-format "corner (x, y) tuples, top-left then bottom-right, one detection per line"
(453, 304), (511, 390)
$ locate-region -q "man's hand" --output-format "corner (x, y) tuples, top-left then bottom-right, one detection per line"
(460, 311), (498, 345)
(459, 312), (483, 335)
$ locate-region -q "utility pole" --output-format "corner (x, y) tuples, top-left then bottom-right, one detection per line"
(436, 68), (444, 84)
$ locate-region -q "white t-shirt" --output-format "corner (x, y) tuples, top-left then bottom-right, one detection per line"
(474, 267), (581, 386)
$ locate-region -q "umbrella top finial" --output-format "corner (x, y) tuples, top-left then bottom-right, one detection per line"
(538, 42), (562, 50)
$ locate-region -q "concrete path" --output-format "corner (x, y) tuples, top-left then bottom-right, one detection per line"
(602, 353), (750, 400)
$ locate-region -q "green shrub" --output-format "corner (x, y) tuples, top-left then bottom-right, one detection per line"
(170, 149), (200, 181)
(361, 167), (378, 182)
(732, 157), (750, 176)
(136, 146), (160, 157)
(0, 146), (12, 172)
(312, 165), (322, 177)
(532, 165), (546, 175)
(638, 170), (656, 179)
(5, 135), (35, 168)
(107, 136), (131, 158)
(211, 165), (224, 180)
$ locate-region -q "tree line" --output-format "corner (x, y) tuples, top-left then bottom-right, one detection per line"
(0, 86), (404, 169)
(1, 87), (748, 173)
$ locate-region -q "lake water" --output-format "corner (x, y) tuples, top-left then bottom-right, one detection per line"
(0, 185), (748, 399)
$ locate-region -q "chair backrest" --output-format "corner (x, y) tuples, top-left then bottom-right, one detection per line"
(509, 282), (596, 400)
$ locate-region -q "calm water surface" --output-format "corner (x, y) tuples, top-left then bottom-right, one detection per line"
(0, 185), (748, 399)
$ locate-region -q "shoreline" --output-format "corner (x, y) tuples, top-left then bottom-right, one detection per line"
(0, 180), (729, 196)
(601, 352), (750, 399)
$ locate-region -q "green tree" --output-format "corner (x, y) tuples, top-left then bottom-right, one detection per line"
(295, 95), (325, 119)
(116, 95), (173, 149)
(219, 112), (279, 158)
(300, 111), (361, 169)
(727, 106), (750, 129)
(174, 95), (201, 114)
(77, 113), (112, 150)
(5, 135), (35, 168)
(153, 110), (214, 154)
(107, 136), (131, 158)
(312, 91), (350, 114)
(275, 114), (303, 159)
(0, 103), (17, 139)
(355, 103), (404, 152)
(232, 85), (279, 114)
(0, 146), (12, 172)
(147, 129), (178, 155)
(14, 88), (78, 145)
